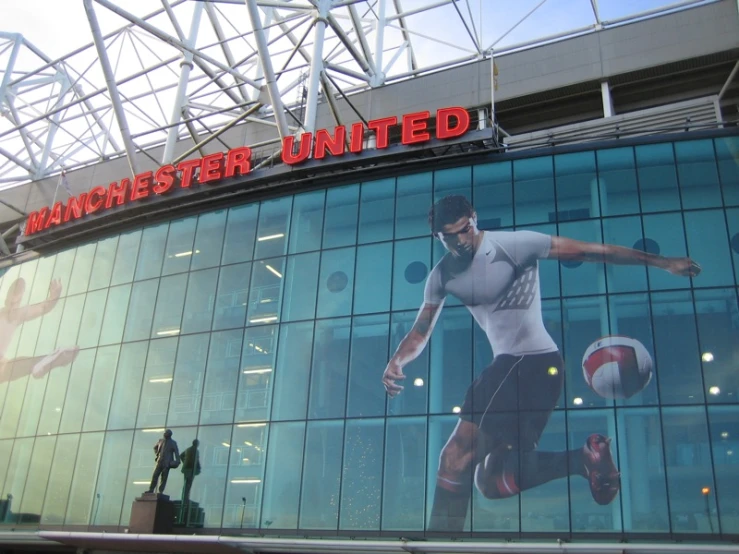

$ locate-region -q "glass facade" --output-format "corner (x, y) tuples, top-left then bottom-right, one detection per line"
(0, 134), (738, 540)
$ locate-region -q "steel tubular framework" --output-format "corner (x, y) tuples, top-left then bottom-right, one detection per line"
(0, 0), (720, 192)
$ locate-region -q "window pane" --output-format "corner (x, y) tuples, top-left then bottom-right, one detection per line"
(1, 437), (33, 524)
(64, 432), (103, 525)
(308, 318), (350, 420)
(662, 407), (718, 534)
(94, 430), (133, 526)
(200, 329), (242, 425)
(299, 420), (343, 529)
(430, 306), (473, 415)
(271, 321), (313, 421)
(137, 337), (178, 429)
(617, 408), (670, 533)
(162, 216), (197, 275)
(99, 284), (131, 346)
(636, 144), (680, 213)
(37, 352), (73, 435)
(88, 236), (118, 291)
(596, 147), (640, 216)
(111, 229), (142, 286)
(641, 213), (688, 291)
(715, 136), (739, 206)
(58, 349), (96, 433)
(346, 315), (388, 419)
(726, 208), (739, 284)
(34, 294), (65, 356)
(354, 243), (392, 315)
(222, 204), (258, 265)
(708, 406), (739, 534)
(382, 417), (426, 531)
(223, 423), (268, 528)
(107, 342), (148, 430)
(602, 216), (648, 293)
(555, 151), (599, 220)
(167, 333), (209, 427)
(191, 210), (227, 270)
(684, 210), (733, 287)
(610, 294), (658, 407)
(261, 421), (305, 529)
(396, 172), (432, 239)
(388, 310), (429, 416)
(651, 291), (704, 405)
(134, 223), (168, 281)
(123, 279), (159, 342)
(568, 409), (618, 533)
(514, 156), (554, 225)
(323, 184), (359, 249)
(255, 197), (291, 259)
(281, 253), (319, 322)
(150, 273), (187, 338)
(68, 244), (96, 296)
(213, 262), (250, 331)
(41, 434), (79, 524)
(181, 268), (218, 334)
(558, 220), (604, 297)
(191, 425), (230, 528)
(340, 419), (383, 530)
(517, 223), (559, 300)
(563, 296), (611, 409)
(77, 288), (107, 348)
(435, 166), (471, 201)
(237, 325), (278, 423)
(247, 259), (285, 326)
(17, 435), (56, 523)
(51, 249), (76, 290)
(392, 237), (431, 311)
(15, 365), (49, 438)
(82, 345), (122, 431)
(694, 288), (738, 405)
(28, 255), (54, 304)
(473, 161), (513, 229)
(316, 247), (355, 319)
(675, 139), (722, 209)
(358, 178), (394, 244)
(288, 190), (325, 254)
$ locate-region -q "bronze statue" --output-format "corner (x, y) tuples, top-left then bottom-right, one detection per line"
(147, 429), (180, 494)
(180, 439), (201, 504)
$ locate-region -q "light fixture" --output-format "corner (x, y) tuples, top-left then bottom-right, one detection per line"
(142, 428), (166, 433)
(249, 316), (278, 324)
(149, 377), (173, 383)
(413, 378), (424, 387)
(257, 234), (285, 242)
(222, 442), (231, 448)
(701, 487), (711, 496)
(452, 406), (461, 414)
(265, 265), (282, 278)
(548, 367), (558, 376)
(721, 431), (729, 439)
(573, 397), (583, 405)
(709, 386), (721, 396)
(237, 423), (267, 428)
(156, 329), (180, 336)
(133, 481), (151, 485)
(728, 450), (734, 456)
(230, 479), (262, 484)
(702, 352), (715, 363)
(243, 368), (272, 375)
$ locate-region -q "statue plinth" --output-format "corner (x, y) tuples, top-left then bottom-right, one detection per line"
(129, 492), (175, 534)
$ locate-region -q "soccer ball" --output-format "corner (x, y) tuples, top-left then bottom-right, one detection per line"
(582, 336), (653, 399)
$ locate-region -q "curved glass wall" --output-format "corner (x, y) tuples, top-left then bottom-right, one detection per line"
(0, 135), (738, 539)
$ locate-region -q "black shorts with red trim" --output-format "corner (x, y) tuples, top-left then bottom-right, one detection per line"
(459, 350), (564, 451)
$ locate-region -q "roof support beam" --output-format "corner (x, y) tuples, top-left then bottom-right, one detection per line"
(84, 0), (140, 176)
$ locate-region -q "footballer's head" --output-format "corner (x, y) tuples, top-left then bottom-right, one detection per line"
(428, 195), (480, 259)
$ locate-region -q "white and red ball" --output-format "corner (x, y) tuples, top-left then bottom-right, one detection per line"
(582, 336), (653, 399)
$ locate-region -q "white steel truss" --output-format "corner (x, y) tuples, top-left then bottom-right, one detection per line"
(0, 0), (721, 191)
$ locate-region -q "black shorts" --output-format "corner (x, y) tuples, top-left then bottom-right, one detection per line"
(460, 351), (564, 451)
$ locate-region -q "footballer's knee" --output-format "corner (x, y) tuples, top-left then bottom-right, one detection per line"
(474, 454), (520, 499)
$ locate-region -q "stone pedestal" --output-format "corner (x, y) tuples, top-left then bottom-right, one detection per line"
(129, 493), (175, 534)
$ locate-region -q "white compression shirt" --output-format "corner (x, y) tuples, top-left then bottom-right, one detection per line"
(424, 230), (558, 356)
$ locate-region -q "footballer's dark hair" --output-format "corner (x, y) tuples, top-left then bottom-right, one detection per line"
(428, 195), (474, 233)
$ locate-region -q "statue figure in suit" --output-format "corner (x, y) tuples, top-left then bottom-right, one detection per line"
(147, 429), (180, 494)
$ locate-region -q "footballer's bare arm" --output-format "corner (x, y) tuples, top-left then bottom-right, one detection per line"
(549, 236), (700, 277)
(382, 302), (444, 397)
